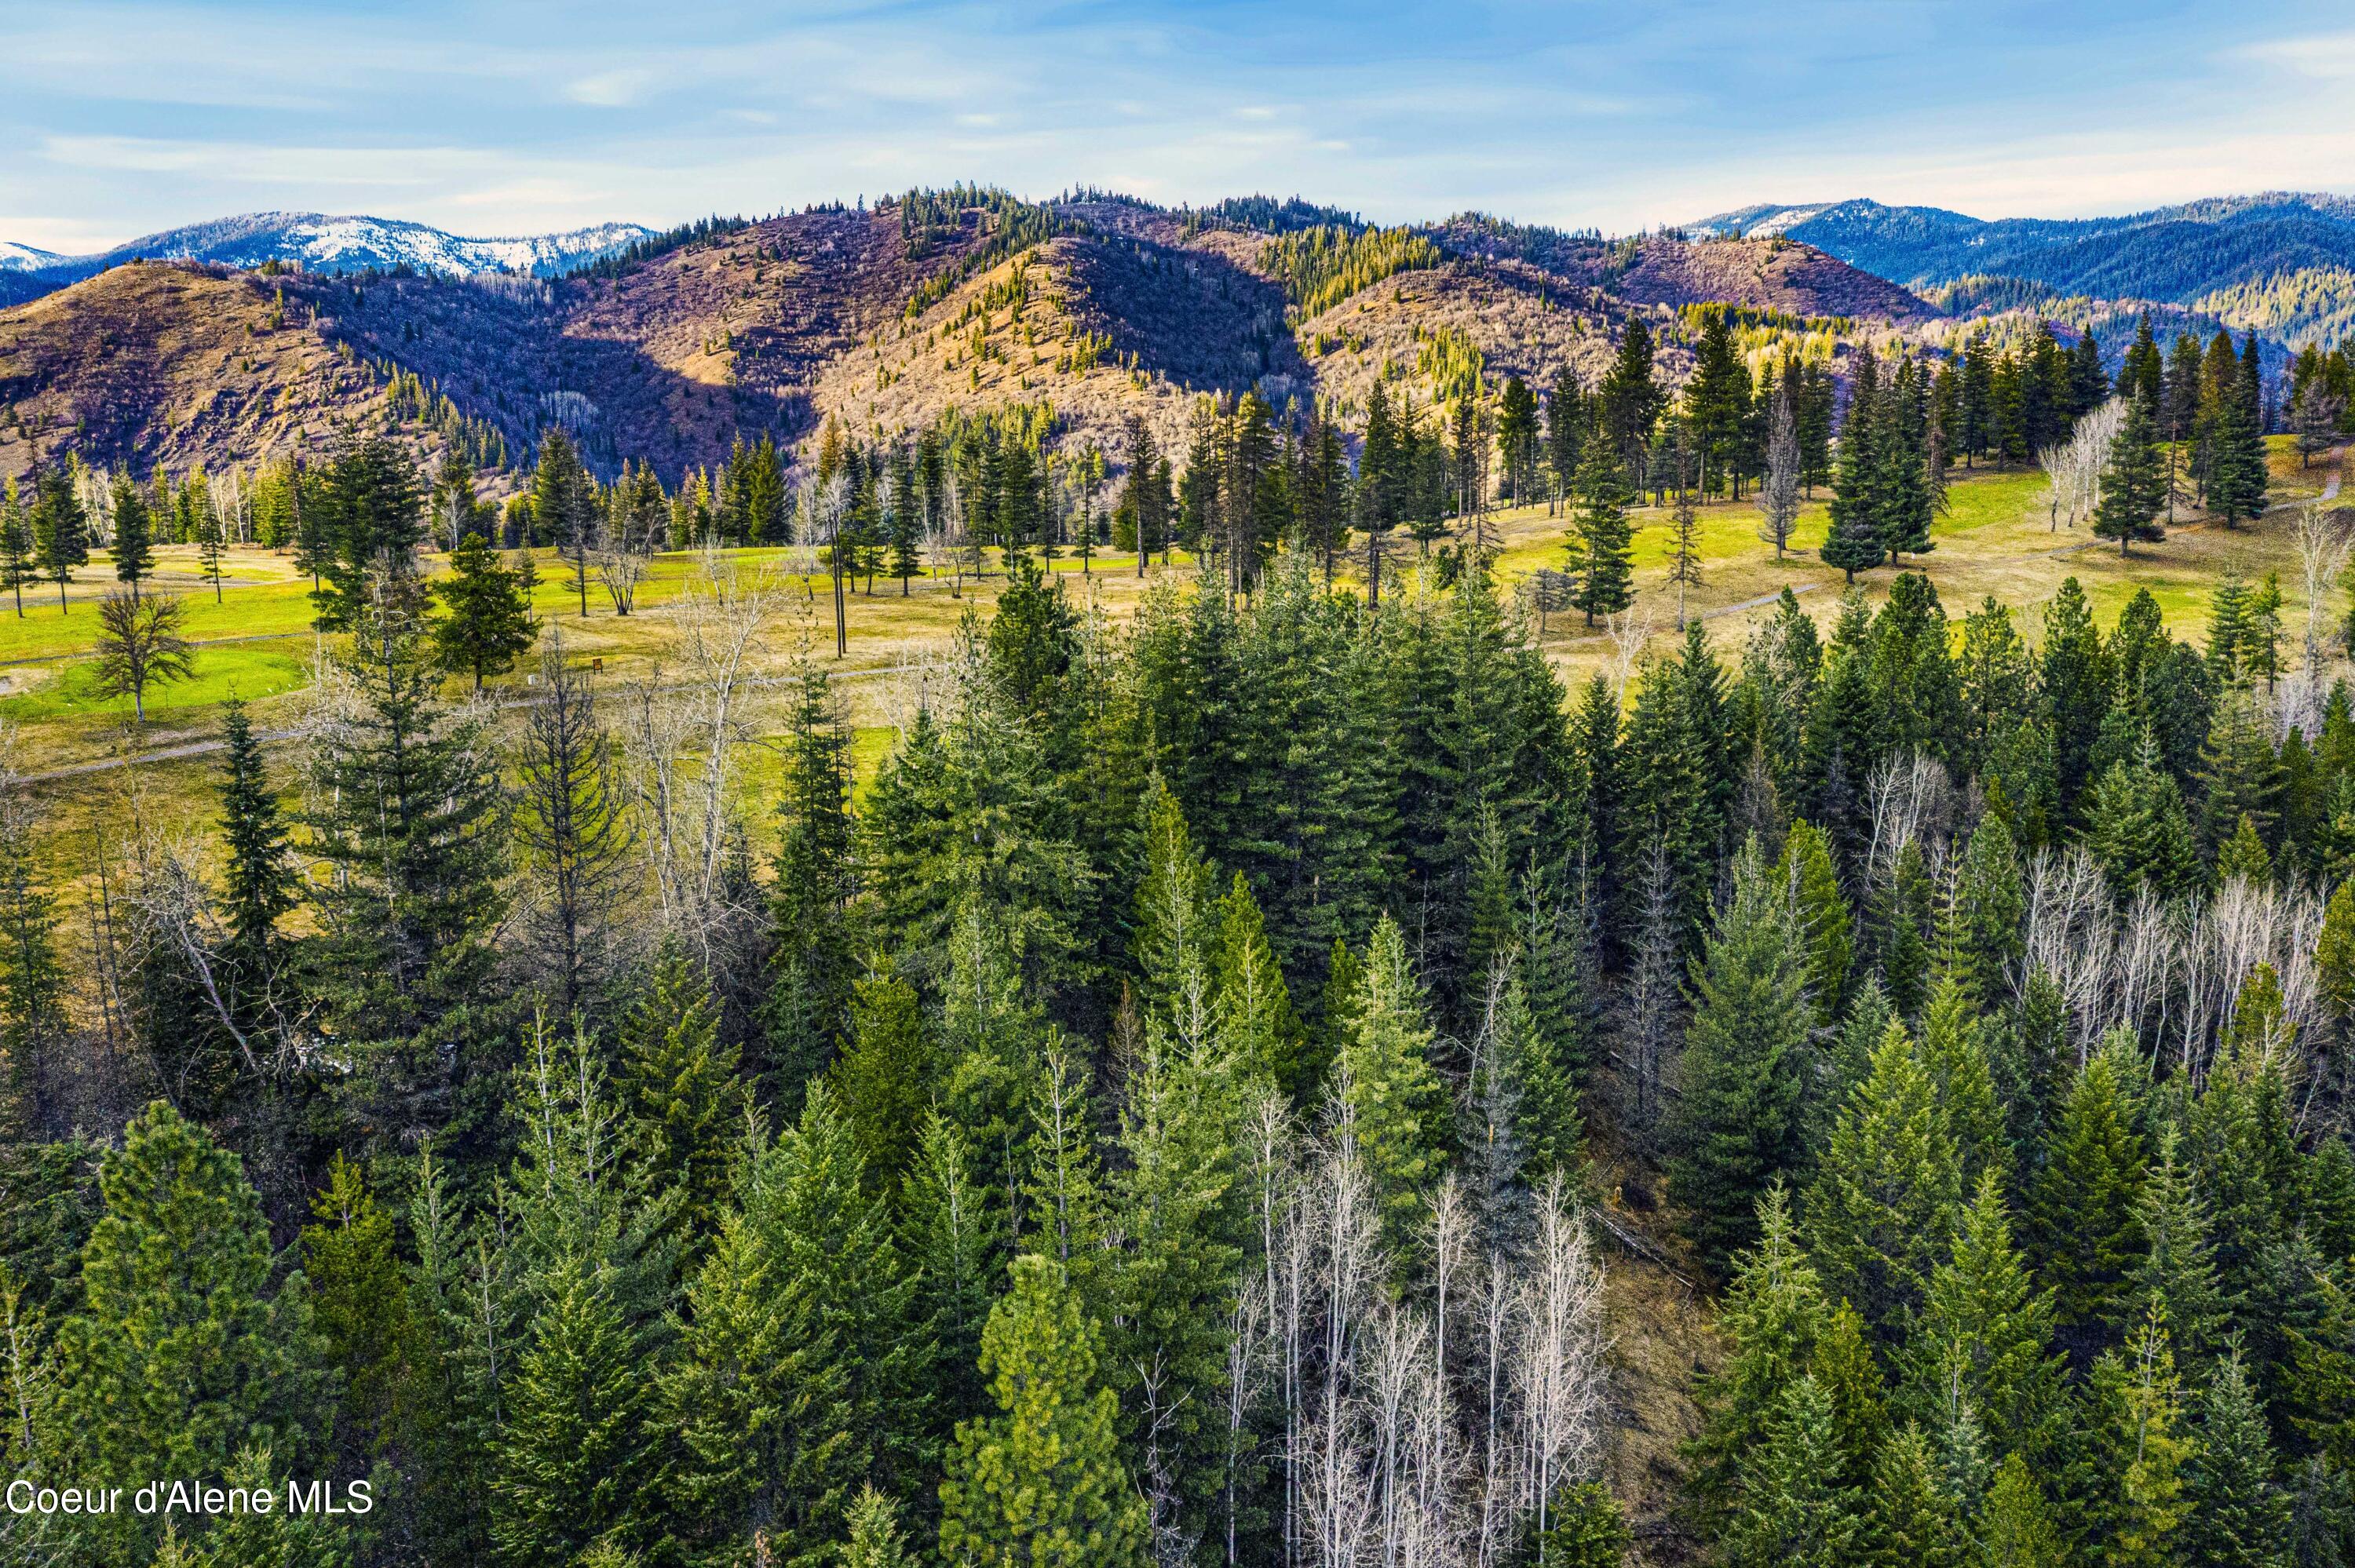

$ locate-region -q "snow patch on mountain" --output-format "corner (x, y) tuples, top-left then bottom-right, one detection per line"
(0, 212), (655, 301)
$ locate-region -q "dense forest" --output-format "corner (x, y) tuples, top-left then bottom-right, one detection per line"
(4, 271), (2355, 1568)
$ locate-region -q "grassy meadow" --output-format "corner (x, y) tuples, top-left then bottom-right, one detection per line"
(4, 437), (2344, 957)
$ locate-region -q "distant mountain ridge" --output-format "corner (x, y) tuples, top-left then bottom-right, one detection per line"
(1687, 191), (2355, 345)
(0, 212), (656, 306)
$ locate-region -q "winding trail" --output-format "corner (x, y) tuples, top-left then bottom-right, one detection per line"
(13, 661), (928, 785)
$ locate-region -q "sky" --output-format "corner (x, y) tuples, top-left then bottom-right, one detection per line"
(5, 0), (2355, 253)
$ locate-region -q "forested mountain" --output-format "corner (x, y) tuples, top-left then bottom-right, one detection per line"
(1692, 192), (2355, 346)
(0, 189), (1930, 490)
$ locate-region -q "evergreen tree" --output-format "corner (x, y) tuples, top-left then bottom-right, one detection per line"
(51, 1103), (331, 1564)
(305, 593), (508, 1137)
(1904, 1170), (2063, 1459)
(2181, 1352), (2294, 1568)
(768, 651), (859, 1104)
(430, 529), (536, 690)
(937, 1253), (1147, 1568)
(1806, 1019), (1964, 1337)
(1688, 1187), (1829, 1520)
(216, 698), (295, 1008)
(1980, 1453), (2065, 1568)
(2073, 1307), (2192, 1568)
(108, 472), (155, 600)
(299, 1152), (412, 1468)
(2124, 1129), (2231, 1366)
(830, 968), (937, 1198)
(843, 1484), (917, 1568)
(1777, 819), (1852, 1027)
(1566, 438), (1634, 627)
(617, 946), (744, 1245)
(1720, 1374), (1866, 1568)
(1861, 1424), (1963, 1568)
(668, 1085), (919, 1566)
(1338, 916), (1451, 1257)
(1669, 839), (1814, 1271)
(900, 1113), (1002, 1439)
(2028, 1045), (2146, 1336)
(30, 462), (88, 612)
(2092, 389), (2167, 555)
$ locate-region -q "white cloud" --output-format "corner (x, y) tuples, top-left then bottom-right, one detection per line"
(567, 69), (654, 108)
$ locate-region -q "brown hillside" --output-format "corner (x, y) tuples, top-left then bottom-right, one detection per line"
(0, 261), (398, 483)
(3, 195), (1948, 493)
(1429, 217), (1934, 321)
(1295, 260), (1687, 422)
(810, 227), (1303, 460)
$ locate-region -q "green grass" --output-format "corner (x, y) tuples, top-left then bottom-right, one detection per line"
(0, 644), (313, 723)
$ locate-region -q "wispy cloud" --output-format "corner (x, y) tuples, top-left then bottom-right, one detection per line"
(2, 1), (2349, 247)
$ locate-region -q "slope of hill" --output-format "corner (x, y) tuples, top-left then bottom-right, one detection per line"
(1427, 214), (1935, 319)
(0, 261), (422, 479)
(0, 184), (2186, 492)
(1690, 191), (2355, 344)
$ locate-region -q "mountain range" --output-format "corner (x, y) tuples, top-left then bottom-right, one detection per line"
(0, 213), (656, 308)
(4, 187), (2353, 491)
(1689, 191), (2355, 345)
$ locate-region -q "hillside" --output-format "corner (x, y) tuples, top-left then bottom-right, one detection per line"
(0, 261), (415, 479)
(1, 191), (1948, 490)
(1692, 191), (2355, 343)
(1428, 214), (1935, 320)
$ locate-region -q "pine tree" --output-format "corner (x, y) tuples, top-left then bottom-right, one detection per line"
(830, 968), (937, 1198)
(108, 472), (155, 600)
(668, 1084), (919, 1566)
(1805, 1019), (1964, 1337)
(215, 697), (294, 1011)
(1337, 915), (1451, 1257)
(937, 1253), (1147, 1568)
(1566, 439), (1634, 627)
(2180, 1352), (2293, 1568)
(1211, 871), (1305, 1097)
(1917, 979), (2007, 1195)
(1904, 1170), (2063, 1459)
(1822, 354), (1886, 583)
(843, 1484), (917, 1568)
(1980, 1453), (2065, 1568)
(493, 1255), (655, 1567)
(1861, 1424), (1963, 1568)
(0, 791), (68, 1135)
(299, 1152), (412, 1467)
(2028, 1045), (2146, 1336)
(1720, 1374), (1866, 1568)
(430, 529), (535, 690)
(617, 946), (744, 1245)
(1940, 815), (2024, 1016)
(306, 593), (508, 1132)
(768, 649), (858, 1104)
(1688, 1187), (1829, 1520)
(1669, 839), (1814, 1271)
(901, 1112), (1002, 1438)
(1130, 777), (1218, 1019)
(2092, 389), (2167, 555)
(30, 462), (87, 612)
(1102, 1002), (1247, 1551)
(2123, 1129), (2231, 1366)
(2074, 1307), (2192, 1568)
(1527, 1478), (1631, 1567)
(51, 1103), (331, 1563)
(1777, 819), (1852, 1027)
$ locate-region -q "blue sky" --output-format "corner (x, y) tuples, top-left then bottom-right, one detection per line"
(5, 0), (2354, 251)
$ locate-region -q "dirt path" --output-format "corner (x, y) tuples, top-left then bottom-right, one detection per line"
(14, 661), (929, 784)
